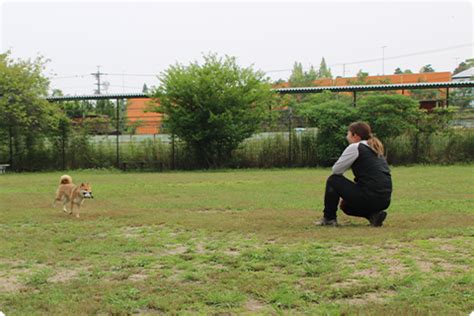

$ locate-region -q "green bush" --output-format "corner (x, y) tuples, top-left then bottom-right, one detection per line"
(297, 100), (358, 166)
(357, 94), (420, 141)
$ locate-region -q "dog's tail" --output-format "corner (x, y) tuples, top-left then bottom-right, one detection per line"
(60, 175), (72, 184)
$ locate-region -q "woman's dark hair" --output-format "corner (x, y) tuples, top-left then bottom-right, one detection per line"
(348, 122), (384, 157)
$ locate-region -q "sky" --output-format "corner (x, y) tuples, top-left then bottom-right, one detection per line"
(1, 0), (473, 95)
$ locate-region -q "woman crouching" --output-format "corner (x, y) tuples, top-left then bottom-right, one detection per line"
(315, 122), (392, 227)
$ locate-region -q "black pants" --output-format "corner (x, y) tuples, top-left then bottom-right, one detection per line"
(323, 174), (390, 220)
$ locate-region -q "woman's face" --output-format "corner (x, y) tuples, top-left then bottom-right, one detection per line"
(346, 130), (361, 144)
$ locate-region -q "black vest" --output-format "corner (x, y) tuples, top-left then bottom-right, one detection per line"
(352, 143), (392, 198)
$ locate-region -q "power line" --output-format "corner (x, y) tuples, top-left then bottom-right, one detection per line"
(330, 43), (473, 67)
(106, 73), (157, 77)
(108, 84), (144, 89)
(263, 43), (474, 73)
(48, 74), (89, 80)
(48, 43), (473, 85)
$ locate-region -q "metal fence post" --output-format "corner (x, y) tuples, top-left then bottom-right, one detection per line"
(116, 98), (120, 169)
(61, 122), (66, 170)
(446, 88), (449, 107)
(288, 107), (292, 167)
(171, 134), (175, 170)
(9, 125), (13, 169)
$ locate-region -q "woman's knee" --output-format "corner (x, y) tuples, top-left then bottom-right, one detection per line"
(327, 174), (344, 186)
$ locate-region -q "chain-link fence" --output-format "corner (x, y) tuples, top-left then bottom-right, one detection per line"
(1, 91), (473, 172)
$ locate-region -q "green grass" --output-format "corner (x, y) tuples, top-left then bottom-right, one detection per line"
(0, 166), (473, 315)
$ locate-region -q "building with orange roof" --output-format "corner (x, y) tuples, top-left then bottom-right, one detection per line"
(275, 71), (451, 91)
(126, 72), (453, 134)
(313, 71), (451, 87)
(126, 98), (163, 135)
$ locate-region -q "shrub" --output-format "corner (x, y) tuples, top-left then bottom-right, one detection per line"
(357, 94), (420, 141)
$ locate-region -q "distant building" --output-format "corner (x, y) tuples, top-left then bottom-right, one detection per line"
(276, 71), (451, 95)
(126, 72), (457, 134)
(452, 67), (474, 108)
(452, 67), (474, 81)
(126, 98), (163, 135)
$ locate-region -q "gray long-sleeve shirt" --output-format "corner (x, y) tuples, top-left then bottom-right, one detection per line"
(332, 141), (369, 175)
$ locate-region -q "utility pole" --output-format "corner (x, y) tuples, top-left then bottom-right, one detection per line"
(91, 66), (107, 94)
(381, 46), (387, 75)
(342, 64), (346, 77)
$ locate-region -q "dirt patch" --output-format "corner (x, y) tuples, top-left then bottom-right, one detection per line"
(122, 226), (145, 238)
(48, 269), (79, 283)
(128, 273), (148, 282)
(331, 245), (365, 254)
(338, 290), (396, 305)
(195, 242), (207, 254)
(264, 238), (277, 245)
(415, 259), (434, 273)
(331, 279), (361, 289)
(224, 247), (240, 256)
(0, 259), (27, 267)
(380, 258), (408, 277)
(195, 207), (238, 213)
(0, 274), (27, 293)
(438, 244), (456, 252)
(353, 267), (381, 278)
(165, 245), (188, 255)
(244, 298), (266, 312)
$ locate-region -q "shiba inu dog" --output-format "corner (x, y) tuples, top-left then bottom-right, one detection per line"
(53, 175), (93, 218)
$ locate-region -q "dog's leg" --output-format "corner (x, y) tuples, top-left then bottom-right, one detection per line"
(70, 200), (75, 216)
(71, 200), (81, 218)
(75, 204), (80, 218)
(53, 191), (62, 208)
(62, 198), (69, 213)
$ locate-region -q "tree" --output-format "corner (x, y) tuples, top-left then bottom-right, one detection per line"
(317, 57), (332, 79)
(306, 65), (318, 82)
(346, 70), (370, 85)
(357, 69), (369, 78)
(357, 94), (420, 140)
(142, 83), (149, 93)
(295, 91), (355, 165)
(153, 53), (273, 168)
(289, 62), (307, 86)
(273, 78), (286, 85)
(95, 99), (116, 118)
(289, 62), (320, 86)
(453, 58), (474, 75)
(289, 62), (304, 85)
(394, 68), (413, 74)
(419, 64), (435, 73)
(0, 52), (65, 169)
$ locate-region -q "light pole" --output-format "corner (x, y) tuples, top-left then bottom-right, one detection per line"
(381, 46), (387, 75)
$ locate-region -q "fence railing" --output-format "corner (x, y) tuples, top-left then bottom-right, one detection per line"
(1, 114), (473, 171)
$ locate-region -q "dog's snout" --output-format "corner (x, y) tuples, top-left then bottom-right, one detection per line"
(83, 191), (93, 198)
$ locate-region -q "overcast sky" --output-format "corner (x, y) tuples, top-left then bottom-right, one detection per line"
(1, 0), (473, 95)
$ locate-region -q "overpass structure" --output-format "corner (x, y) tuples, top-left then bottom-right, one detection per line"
(47, 81), (474, 105)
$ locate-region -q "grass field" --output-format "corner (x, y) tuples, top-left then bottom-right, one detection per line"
(0, 166), (473, 315)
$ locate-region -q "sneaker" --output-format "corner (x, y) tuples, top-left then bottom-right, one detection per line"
(314, 217), (338, 227)
(369, 211), (387, 227)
